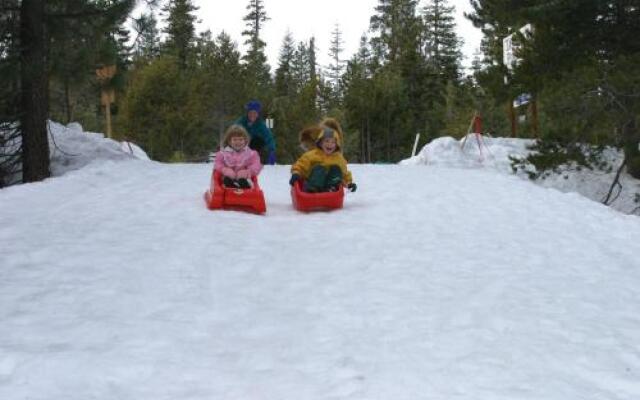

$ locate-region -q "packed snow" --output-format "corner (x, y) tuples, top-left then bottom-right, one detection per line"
(1, 123), (640, 399)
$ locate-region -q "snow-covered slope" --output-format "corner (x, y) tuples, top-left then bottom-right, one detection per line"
(1, 157), (639, 399)
(402, 134), (640, 215)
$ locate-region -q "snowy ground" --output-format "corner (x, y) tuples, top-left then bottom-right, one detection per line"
(402, 134), (640, 216)
(1, 125), (640, 399)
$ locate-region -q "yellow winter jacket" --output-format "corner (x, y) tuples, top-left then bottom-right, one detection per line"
(291, 148), (353, 184)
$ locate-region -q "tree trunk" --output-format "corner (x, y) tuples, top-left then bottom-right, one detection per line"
(20, 0), (50, 182)
(64, 76), (72, 123)
(366, 114), (371, 163)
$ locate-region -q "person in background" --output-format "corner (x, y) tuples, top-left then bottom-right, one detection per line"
(235, 100), (276, 165)
(214, 125), (262, 189)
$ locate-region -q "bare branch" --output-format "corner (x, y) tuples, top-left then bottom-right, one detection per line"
(602, 155), (627, 205)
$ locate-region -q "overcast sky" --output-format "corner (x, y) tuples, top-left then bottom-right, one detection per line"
(147, 0), (482, 71)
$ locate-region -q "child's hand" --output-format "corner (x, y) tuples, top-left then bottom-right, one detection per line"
(236, 169), (251, 179)
(221, 167), (235, 178)
(289, 174), (300, 186)
(347, 182), (357, 192)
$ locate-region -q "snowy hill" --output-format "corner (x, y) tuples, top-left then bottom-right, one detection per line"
(402, 134), (640, 215)
(1, 126), (640, 399)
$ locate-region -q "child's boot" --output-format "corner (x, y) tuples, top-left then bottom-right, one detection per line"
(237, 178), (251, 189)
(326, 165), (343, 191)
(223, 176), (236, 188)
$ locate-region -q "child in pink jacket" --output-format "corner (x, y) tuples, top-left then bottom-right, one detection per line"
(214, 125), (263, 188)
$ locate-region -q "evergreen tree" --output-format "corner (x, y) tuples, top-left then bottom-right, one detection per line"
(122, 55), (182, 160)
(369, 0), (433, 159)
(242, 0), (272, 98)
(369, 0), (421, 65)
(291, 41), (310, 91)
(162, 0), (198, 69)
(468, 0), (640, 179)
(308, 37), (318, 83)
(342, 35), (374, 162)
(274, 31), (296, 97)
(195, 31), (245, 150)
(327, 23), (345, 95)
(10, 0), (135, 184)
(421, 0), (463, 82)
(133, 12), (160, 63)
(271, 35), (321, 163)
(0, 0), (21, 186)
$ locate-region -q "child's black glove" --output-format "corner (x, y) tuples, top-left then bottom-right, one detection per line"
(347, 182), (357, 192)
(289, 174), (300, 186)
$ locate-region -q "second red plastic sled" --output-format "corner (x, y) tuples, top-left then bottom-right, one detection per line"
(291, 179), (344, 212)
(204, 170), (266, 214)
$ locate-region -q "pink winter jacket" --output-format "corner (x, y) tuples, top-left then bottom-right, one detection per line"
(214, 146), (263, 179)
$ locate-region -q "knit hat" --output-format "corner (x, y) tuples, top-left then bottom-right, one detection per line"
(245, 100), (261, 113)
(315, 127), (341, 150)
(298, 118), (345, 151)
(222, 124), (250, 147)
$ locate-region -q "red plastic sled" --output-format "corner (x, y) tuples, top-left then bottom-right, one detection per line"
(291, 179), (344, 212)
(204, 170), (266, 214)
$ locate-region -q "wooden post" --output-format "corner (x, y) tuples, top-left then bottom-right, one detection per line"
(96, 65), (116, 139)
(531, 99), (539, 138)
(411, 133), (420, 157)
(509, 99), (517, 138)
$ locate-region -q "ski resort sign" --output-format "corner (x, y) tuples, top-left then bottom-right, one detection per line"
(503, 24), (533, 70)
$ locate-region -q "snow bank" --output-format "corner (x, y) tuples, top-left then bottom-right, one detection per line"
(400, 134), (535, 175)
(49, 121), (149, 177)
(1, 121), (150, 185)
(402, 134), (640, 215)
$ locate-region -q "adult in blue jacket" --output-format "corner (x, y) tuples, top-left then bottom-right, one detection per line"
(235, 100), (276, 165)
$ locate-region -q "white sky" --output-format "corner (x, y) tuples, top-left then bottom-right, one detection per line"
(189, 0), (482, 71)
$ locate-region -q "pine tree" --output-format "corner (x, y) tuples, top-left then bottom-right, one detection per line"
(242, 0), (272, 98)
(162, 0), (198, 69)
(369, 0), (421, 65)
(202, 31), (245, 149)
(13, 0), (135, 183)
(274, 31), (296, 97)
(327, 24), (345, 92)
(133, 12), (160, 62)
(0, 0), (21, 186)
(421, 0), (463, 82)
(342, 35), (374, 162)
(291, 41), (310, 91)
(308, 37), (318, 83)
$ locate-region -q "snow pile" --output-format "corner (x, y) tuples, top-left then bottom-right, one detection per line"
(49, 121), (149, 177)
(400, 134), (535, 174)
(402, 134), (640, 215)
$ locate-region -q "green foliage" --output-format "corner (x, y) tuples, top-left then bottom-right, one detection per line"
(132, 12), (161, 63)
(422, 0), (463, 82)
(162, 0), (198, 69)
(120, 55), (208, 161)
(271, 36), (321, 163)
(44, 0), (136, 135)
(120, 28), (251, 163)
(511, 140), (611, 180)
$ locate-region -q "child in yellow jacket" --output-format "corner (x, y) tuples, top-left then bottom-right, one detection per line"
(289, 118), (357, 193)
